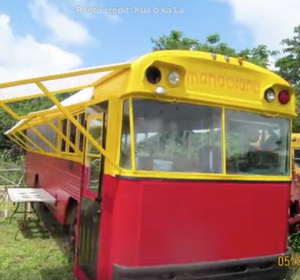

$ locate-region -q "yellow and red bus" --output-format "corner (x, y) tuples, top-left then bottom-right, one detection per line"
(1, 50), (295, 280)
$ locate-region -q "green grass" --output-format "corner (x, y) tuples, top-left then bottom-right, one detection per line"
(0, 203), (74, 280)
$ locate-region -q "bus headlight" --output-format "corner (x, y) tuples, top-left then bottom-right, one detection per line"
(264, 88), (275, 102)
(168, 71), (180, 85)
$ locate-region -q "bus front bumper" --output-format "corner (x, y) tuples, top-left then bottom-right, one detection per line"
(112, 250), (292, 280)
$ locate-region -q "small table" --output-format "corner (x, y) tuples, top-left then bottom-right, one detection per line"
(7, 188), (56, 240)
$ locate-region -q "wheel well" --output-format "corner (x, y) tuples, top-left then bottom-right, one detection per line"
(65, 198), (78, 226)
(34, 174), (39, 187)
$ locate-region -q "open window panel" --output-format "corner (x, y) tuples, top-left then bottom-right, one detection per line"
(77, 109), (107, 279)
(294, 149), (300, 168)
(84, 112), (105, 194)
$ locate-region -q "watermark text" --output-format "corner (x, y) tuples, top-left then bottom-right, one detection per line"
(76, 6), (184, 14)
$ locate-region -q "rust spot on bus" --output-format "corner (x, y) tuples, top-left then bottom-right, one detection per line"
(186, 71), (260, 93)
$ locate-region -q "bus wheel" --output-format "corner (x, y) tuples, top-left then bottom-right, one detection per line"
(68, 206), (77, 260)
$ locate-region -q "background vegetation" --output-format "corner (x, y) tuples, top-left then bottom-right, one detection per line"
(1, 27), (300, 279)
(2, 26), (300, 161)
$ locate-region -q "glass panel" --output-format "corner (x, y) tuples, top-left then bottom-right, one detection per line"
(87, 114), (103, 192)
(131, 99), (222, 173)
(89, 158), (101, 191)
(295, 149), (300, 159)
(225, 109), (290, 176)
(61, 119), (67, 152)
(69, 116), (77, 153)
(119, 100), (131, 169)
(78, 113), (85, 151)
(87, 117), (103, 155)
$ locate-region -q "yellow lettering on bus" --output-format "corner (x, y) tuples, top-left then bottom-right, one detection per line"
(186, 71), (260, 93)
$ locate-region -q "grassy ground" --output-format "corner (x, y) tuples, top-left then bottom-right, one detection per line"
(0, 203), (74, 280)
(1, 158), (300, 279)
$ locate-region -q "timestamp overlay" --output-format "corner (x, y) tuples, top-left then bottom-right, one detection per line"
(277, 254), (300, 267)
(76, 6), (184, 15)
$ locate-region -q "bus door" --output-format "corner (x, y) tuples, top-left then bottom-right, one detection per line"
(77, 110), (106, 280)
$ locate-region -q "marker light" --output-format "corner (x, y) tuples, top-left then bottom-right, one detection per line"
(145, 66), (161, 84)
(264, 88), (275, 102)
(278, 90), (290, 104)
(211, 52), (217, 60)
(155, 86), (166, 94)
(237, 57), (243, 65)
(168, 72), (180, 85)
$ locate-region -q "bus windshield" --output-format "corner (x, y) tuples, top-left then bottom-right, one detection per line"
(119, 99), (290, 176)
(225, 110), (290, 175)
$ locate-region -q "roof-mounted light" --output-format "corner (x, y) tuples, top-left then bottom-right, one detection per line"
(264, 88), (275, 102)
(237, 57), (243, 65)
(168, 71), (179, 85)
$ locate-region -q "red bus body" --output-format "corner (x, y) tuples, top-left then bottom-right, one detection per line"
(10, 50), (294, 280)
(25, 152), (291, 280)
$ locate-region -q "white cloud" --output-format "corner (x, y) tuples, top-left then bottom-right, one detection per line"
(267, 57), (278, 71)
(0, 13), (82, 93)
(213, 0), (300, 49)
(68, 0), (121, 23)
(28, 0), (93, 46)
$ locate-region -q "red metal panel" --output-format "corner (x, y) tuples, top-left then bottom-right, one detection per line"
(25, 152), (83, 224)
(104, 177), (290, 278)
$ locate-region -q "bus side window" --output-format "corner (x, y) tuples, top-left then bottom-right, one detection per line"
(61, 118), (68, 152)
(78, 113), (86, 151)
(69, 116), (77, 153)
(119, 100), (131, 169)
(86, 101), (108, 192)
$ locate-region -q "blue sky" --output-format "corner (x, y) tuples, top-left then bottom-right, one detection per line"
(0, 0), (298, 83)
(0, 0), (254, 66)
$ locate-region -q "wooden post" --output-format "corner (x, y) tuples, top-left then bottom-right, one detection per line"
(0, 187), (8, 218)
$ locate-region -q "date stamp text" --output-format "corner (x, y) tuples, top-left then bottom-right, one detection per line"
(277, 254), (300, 267)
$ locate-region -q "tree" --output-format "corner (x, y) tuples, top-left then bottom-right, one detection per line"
(275, 25), (300, 132)
(0, 91), (75, 160)
(151, 30), (277, 68)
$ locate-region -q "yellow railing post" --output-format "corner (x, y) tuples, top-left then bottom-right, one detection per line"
(6, 134), (30, 151)
(31, 127), (58, 152)
(13, 134), (33, 151)
(40, 116), (82, 155)
(0, 103), (21, 119)
(35, 82), (121, 171)
(18, 131), (43, 151)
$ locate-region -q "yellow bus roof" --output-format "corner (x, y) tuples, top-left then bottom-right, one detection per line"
(1, 50), (295, 135)
(0, 50), (291, 103)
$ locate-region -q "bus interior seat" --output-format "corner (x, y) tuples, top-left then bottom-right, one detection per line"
(173, 158), (198, 172)
(136, 156), (153, 170)
(198, 145), (222, 173)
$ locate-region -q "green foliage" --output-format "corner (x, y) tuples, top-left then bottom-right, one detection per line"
(0, 91), (76, 159)
(275, 25), (300, 132)
(151, 29), (299, 131)
(151, 30), (277, 68)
